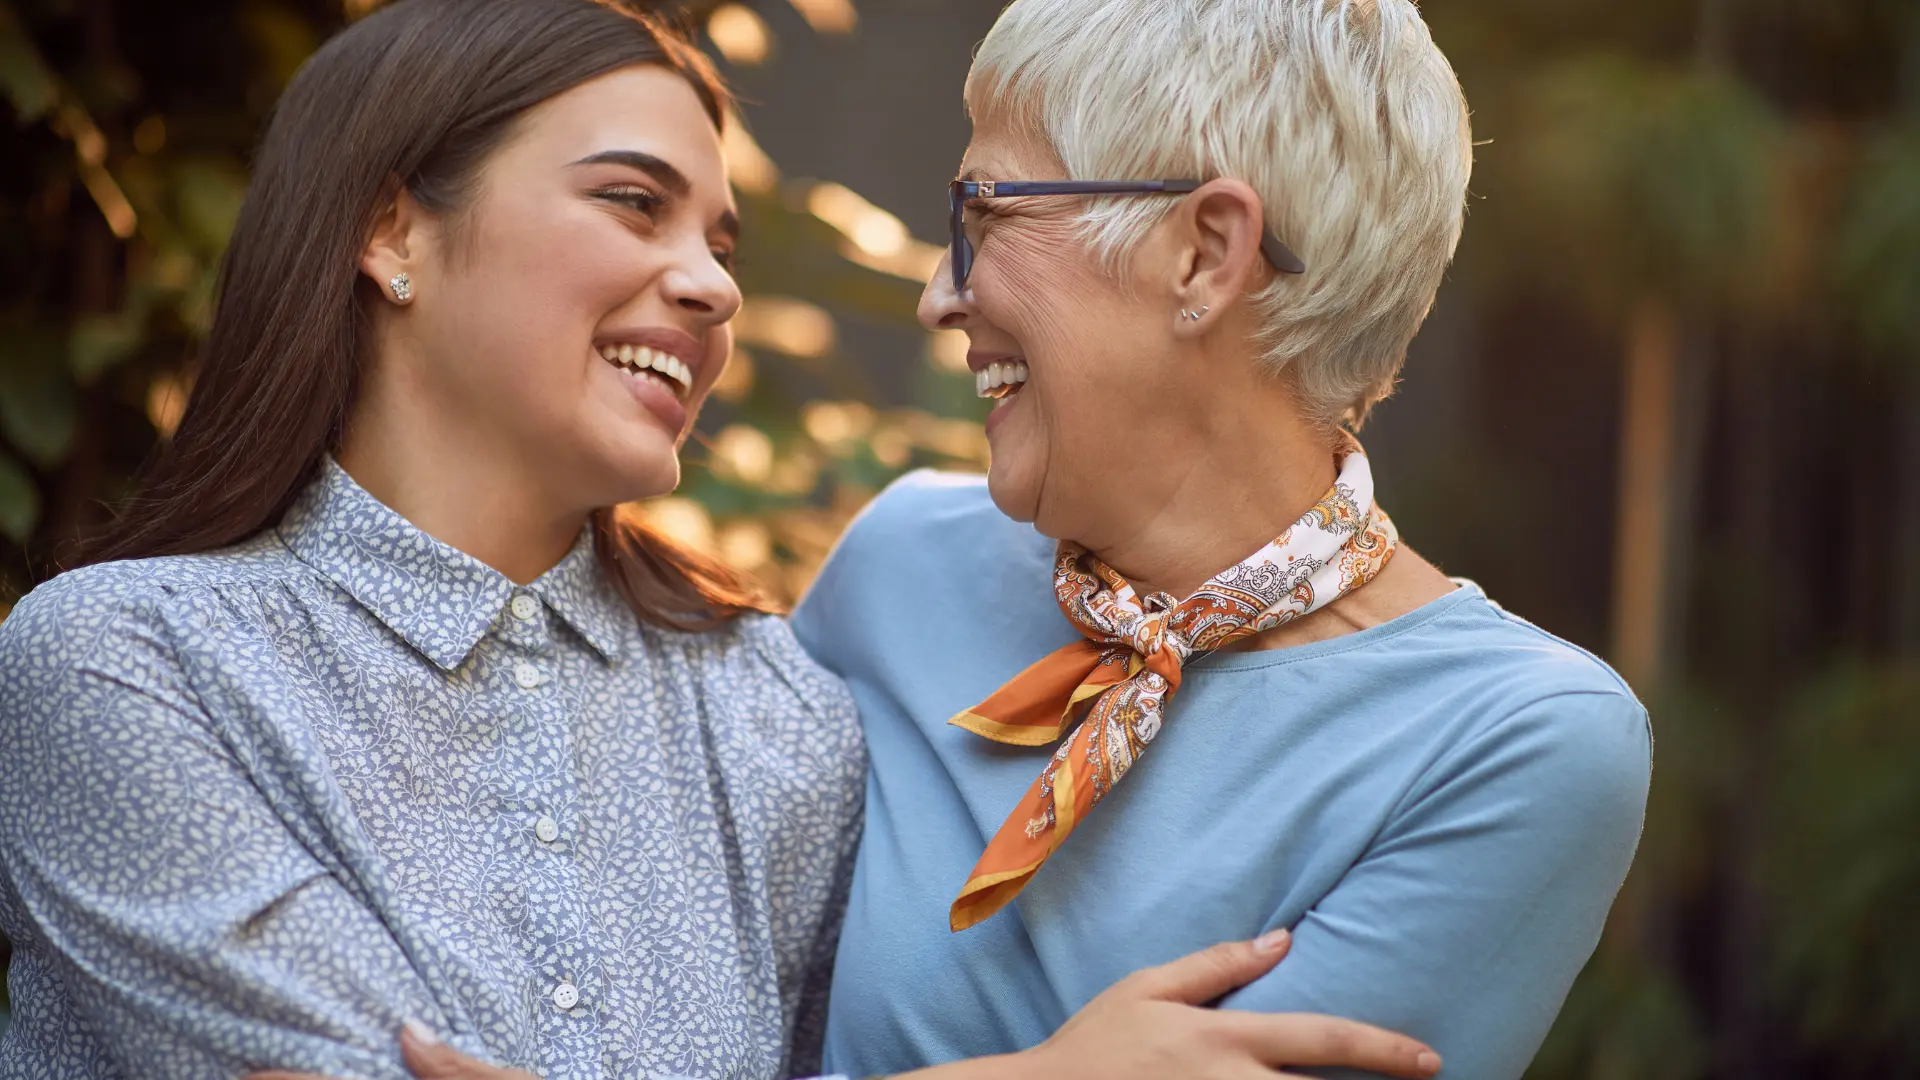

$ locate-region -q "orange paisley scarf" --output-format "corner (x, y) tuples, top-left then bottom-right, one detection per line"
(947, 436), (1398, 931)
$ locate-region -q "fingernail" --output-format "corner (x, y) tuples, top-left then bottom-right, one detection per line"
(1417, 1050), (1442, 1074)
(402, 1018), (441, 1046)
(1254, 928), (1291, 952)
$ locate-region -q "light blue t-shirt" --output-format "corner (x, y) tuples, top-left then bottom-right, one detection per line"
(791, 471), (1651, 1080)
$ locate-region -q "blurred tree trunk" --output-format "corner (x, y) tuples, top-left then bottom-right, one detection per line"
(1609, 299), (1681, 692)
(1897, 371), (1920, 657)
(1895, 20), (1920, 660)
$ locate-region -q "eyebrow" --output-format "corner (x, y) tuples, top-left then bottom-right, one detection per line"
(574, 149), (690, 194)
(572, 149), (739, 241)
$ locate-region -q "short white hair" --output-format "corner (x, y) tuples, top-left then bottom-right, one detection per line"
(968, 0), (1472, 426)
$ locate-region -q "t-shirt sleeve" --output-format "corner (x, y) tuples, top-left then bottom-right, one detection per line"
(1220, 689), (1651, 1080)
(0, 577), (460, 1080)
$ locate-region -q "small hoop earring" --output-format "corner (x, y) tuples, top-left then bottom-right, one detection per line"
(389, 272), (413, 304)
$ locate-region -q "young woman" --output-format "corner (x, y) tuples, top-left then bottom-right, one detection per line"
(0, 2), (1439, 1079)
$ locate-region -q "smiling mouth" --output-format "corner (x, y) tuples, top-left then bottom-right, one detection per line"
(975, 359), (1029, 400)
(598, 343), (693, 400)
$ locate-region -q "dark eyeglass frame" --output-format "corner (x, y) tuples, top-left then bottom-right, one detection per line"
(947, 178), (1307, 292)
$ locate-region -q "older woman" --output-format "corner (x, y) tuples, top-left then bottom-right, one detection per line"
(789, 1), (1651, 1078)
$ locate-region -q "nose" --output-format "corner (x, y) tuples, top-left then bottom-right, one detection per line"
(661, 235), (743, 327)
(917, 248), (976, 332)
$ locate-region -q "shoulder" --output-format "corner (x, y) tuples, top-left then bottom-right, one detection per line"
(1437, 586), (1639, 700)
(0, 536), (302, 697)
(803, 467), (1050, 603)
(829, 468), (1029, 564)
(1392, 587), (1651, 827)
(790, 470), (1054, 672)
(644, 612), (859, 730)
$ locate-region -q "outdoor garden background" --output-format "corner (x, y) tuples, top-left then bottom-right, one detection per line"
(2, 0), (1917, 1076)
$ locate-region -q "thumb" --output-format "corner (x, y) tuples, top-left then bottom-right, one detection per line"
(1126, 929), (1292, 1005)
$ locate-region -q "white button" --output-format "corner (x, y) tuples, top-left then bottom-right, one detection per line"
(551, 981), (580, 1010)
(513, 662), (542, 689)
(510, 594), (539, 622)
(534, 815), (560, 844)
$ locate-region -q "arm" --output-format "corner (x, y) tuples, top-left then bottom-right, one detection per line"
(783, 817), (859, 1078)
(345, 937), (1441, 1080)
(0, 584), (457, 1079)
(1222, 691), (1652, 1079)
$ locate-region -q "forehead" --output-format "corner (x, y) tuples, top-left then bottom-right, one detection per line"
(959, 115), (1066, 181)
(511, 66), (729, 184)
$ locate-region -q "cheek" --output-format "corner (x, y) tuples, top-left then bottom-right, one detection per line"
(986, 255), (1158, 440)
(438, 206), (649, 392)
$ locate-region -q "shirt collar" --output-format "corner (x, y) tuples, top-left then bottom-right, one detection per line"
(533, 529), (632, 666)
(278, 460), (630, 670)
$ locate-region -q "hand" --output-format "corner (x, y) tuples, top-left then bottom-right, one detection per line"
(902, 930), (1442, 1080)
(245, 1020), (539, 1080)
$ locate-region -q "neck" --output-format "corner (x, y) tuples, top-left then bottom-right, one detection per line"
(336, 353), (585, 586)
(1081, 389), (1339, 601)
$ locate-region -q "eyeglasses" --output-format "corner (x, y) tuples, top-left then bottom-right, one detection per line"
(947, 178), (1306, 292)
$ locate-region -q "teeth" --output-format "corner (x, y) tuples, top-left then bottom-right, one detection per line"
(598, 342), (696, 400)
(640, 348), (691, 390)
(974, 360), (1030, 400)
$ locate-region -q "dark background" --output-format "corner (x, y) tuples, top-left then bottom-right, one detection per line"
(3, 1), (1918, 1077)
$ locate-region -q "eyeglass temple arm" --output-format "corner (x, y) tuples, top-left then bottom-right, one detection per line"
(957, 180), (1305, 274)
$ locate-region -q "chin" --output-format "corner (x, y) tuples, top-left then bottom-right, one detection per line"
(585, 433), (683, 506)
(984, 456), (1043, 526)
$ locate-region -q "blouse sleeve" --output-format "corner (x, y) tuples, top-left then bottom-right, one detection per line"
(0, 574), (459, 1080)
(1219, 690), (1651, 1080)
(733, 616), (866, 1079)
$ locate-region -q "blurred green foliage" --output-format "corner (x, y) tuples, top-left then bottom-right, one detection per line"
(1, 0), (1918, 1077)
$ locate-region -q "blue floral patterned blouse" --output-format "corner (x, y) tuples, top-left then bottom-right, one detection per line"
(0, 460), (865, 1080)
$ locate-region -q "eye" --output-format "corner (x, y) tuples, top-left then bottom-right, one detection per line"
(711, 248), (737, 273)
(594, 184), (666, 217)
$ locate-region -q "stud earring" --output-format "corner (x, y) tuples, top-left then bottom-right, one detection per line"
(389, 272), (413, 304)
(1179, 305), (1209, 322)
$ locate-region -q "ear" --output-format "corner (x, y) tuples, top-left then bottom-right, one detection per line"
(1168, 178), (1268, 335)
(360, 184), (433, 305)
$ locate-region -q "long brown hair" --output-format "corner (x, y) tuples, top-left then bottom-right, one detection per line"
(74, 0), (765, 631)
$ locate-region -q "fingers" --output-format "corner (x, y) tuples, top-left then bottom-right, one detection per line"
(1217, 1012), (1441, 1078)
(399, 1019), (461, 1078)
(239, 1023), (539, 1080)
(1122, 930), (1292, 1004)
(400, 1020), (536, 1079)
